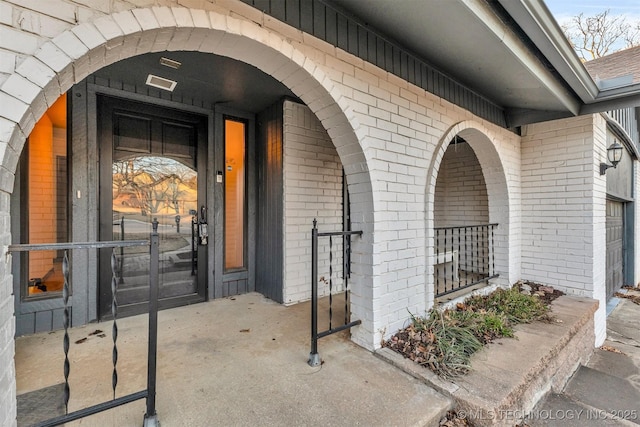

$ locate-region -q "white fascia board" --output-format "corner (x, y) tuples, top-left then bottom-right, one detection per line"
(461, 0), (582, 115)
(496, 0), (599, 102)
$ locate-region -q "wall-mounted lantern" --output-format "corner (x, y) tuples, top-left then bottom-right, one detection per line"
(600, 140), (623, 175)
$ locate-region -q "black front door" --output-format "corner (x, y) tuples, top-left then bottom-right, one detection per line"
(98, 96), (208, 318)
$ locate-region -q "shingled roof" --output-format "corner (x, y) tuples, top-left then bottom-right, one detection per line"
(584, 46), (640, 85)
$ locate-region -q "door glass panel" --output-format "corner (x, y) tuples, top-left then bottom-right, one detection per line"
(224, 119), (246, 270)
(113, 156), (198, 302)
(23, 94), (68, 298)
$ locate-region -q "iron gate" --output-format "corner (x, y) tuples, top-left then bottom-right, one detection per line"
(308, 219), (362, 366)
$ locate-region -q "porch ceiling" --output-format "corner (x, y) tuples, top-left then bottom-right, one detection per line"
(92, 51), (297, 113)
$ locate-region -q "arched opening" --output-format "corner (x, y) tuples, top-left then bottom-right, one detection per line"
(7, 32), (374, 325)
(426, 122), (511, 307)
(3, 9), (376, 424)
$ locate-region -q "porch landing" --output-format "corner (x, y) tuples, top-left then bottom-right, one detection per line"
(377, 295), (599, 426)
(15, 293), (451, 426)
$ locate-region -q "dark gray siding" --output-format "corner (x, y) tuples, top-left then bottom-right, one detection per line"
(240, 0), (507, 128)
(256, 101), (284, 302)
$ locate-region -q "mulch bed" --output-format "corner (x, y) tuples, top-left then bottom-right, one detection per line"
(518, 280), (564, 305)
(383, 281), (564, 371)
(387, 281), (565, 427)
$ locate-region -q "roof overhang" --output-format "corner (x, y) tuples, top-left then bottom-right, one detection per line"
(499, 0), (640, 118)
(327, 0), (639, 126)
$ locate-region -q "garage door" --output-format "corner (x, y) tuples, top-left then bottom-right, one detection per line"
(606, 200), (624, 300)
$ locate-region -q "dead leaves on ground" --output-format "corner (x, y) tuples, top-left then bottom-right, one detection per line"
(614, 291), (640, 305)
(600, 345), (626, 355)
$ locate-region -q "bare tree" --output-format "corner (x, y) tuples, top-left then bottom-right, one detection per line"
(561, 9), (640, 61)
(623, 21), (640, 49)
(113, 157), (196, 216)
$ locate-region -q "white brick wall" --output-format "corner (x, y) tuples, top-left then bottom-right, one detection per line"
(0, 2), (526, 354)
(434, 141), (489, 227)
(521, 116), (598, 292)
(521, 115), (607, 346)
(283, 100), (344, 304)
(0, 1), (614, 421)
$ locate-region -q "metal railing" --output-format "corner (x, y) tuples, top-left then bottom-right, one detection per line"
(8, 220), (161, 427)
(308, 219), (362, 367)
(434, 223), (499, 297)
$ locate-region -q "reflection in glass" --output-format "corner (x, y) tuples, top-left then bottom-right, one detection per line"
(24, 94), (67, 297)
(113, 156), (198, 302)
(225, 119), (246, 270)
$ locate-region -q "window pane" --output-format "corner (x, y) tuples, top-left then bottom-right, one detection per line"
(25, 94), (68, 297)
(224, 119), (245, 270)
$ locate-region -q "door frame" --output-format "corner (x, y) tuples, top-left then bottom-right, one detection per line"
(97, 94), (209, 318)
(212, 106), (257, 299)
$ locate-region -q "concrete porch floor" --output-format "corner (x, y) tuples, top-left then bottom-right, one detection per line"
(15, 293), (451, 426)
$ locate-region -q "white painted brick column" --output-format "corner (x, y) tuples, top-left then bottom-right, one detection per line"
(0, 194), (15, 427)
(521, 115), (607, 346)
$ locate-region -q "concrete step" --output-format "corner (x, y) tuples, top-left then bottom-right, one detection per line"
(529, 363), (640, 426)
(528, 293), (640, 427)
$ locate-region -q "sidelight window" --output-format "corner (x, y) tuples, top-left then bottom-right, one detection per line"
(20, 94), (69, 299)
(224, 119), (246, 271)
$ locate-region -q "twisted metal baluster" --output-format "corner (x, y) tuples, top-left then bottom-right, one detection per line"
(328, 236), (333, 331)
(62, 251), (70, 414)
(110, 250), (119, 400)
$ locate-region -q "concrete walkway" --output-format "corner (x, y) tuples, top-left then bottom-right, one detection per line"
(15, 293), (451, 426)
(530, 288), (640, 426)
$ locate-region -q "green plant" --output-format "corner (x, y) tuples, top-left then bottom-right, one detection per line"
(447, 309), (513, 344)
(465, 286), (549, 323)
(385, 285), (557, 378)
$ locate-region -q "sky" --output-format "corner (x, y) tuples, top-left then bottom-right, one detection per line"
(544, 0), (640, 24)
(544, 0), (640, 55)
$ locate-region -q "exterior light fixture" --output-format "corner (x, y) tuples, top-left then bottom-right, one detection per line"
(600, 140), (623, 175)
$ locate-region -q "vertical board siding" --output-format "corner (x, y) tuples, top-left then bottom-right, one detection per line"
(239, 0), (506, 128)
(313, 2), (326, 40)
(256, 101), (284, 303)
(16, 313), (35, 336)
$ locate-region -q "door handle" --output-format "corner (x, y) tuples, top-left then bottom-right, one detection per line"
(198, 205), (208, 245)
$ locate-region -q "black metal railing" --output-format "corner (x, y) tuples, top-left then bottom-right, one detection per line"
(9, 220), (161, 427)
(308, 219), (362, 367)
(434, 223), (499, 297)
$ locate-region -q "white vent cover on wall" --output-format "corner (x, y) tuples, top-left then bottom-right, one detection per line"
(159, 57), (182, 69)
(145, 74), (177, 92)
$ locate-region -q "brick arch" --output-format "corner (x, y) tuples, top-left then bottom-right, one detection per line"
(0, 6), (376, 418)
(2, 8), (370, 183)
(425, 120), (512, 307)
